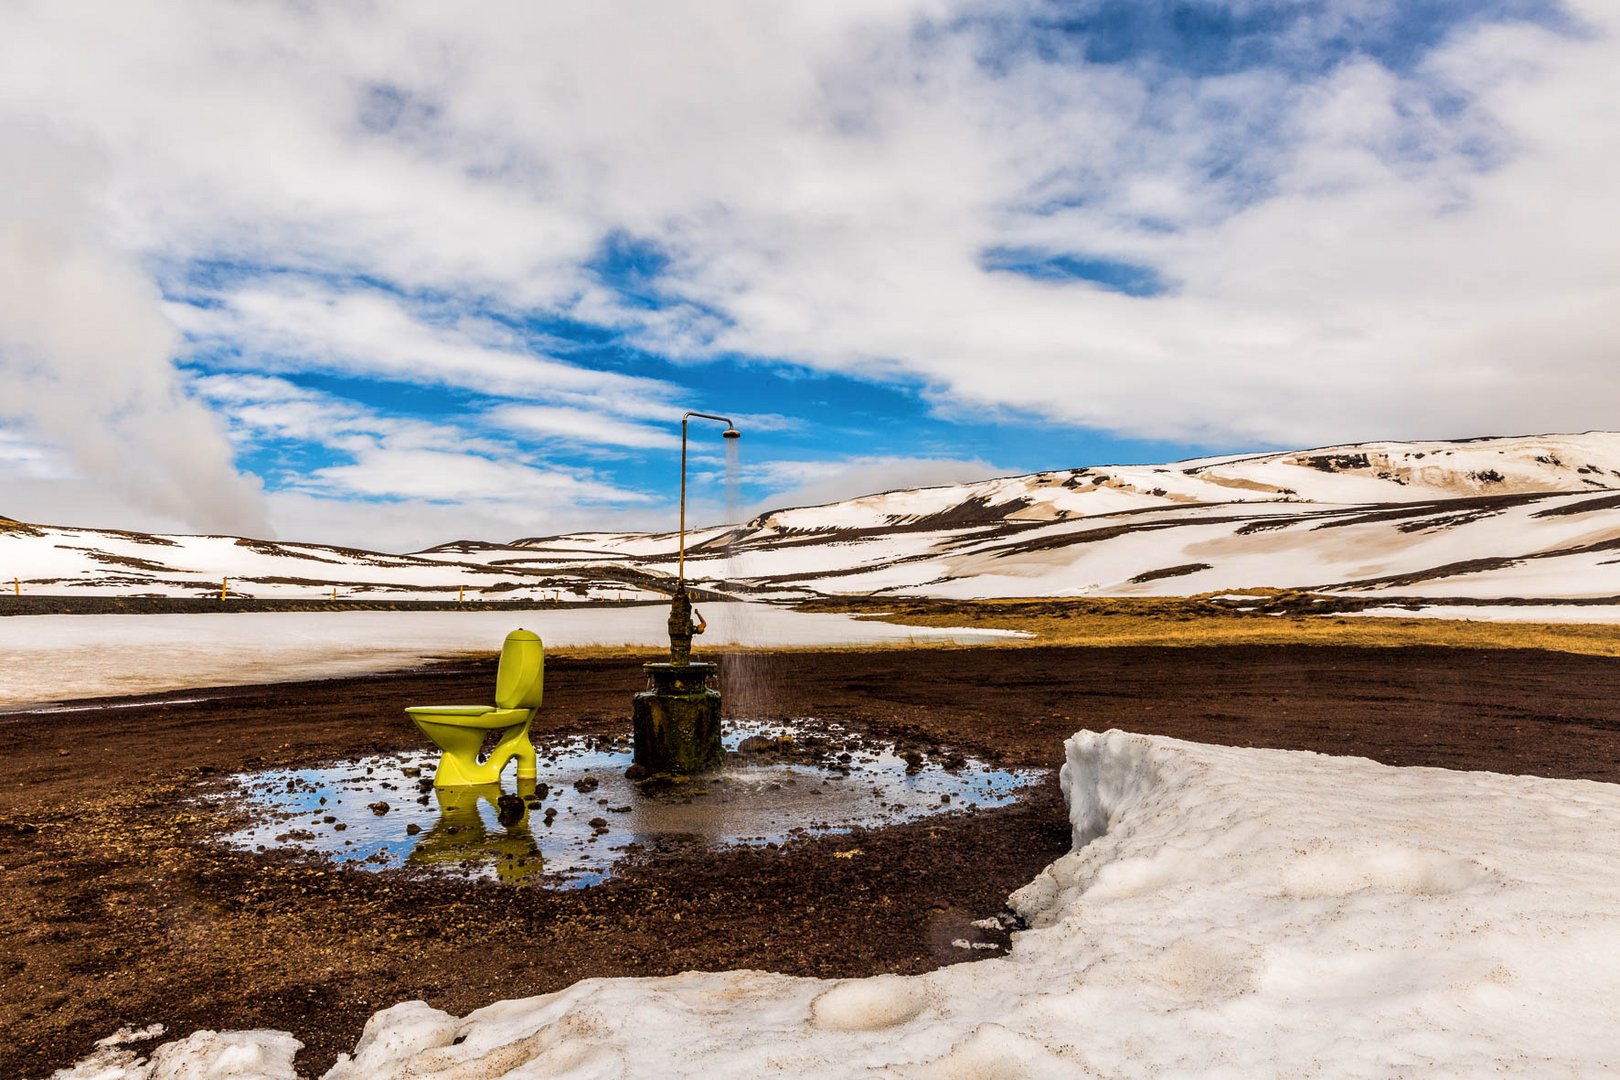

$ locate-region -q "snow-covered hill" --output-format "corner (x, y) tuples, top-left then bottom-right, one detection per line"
(0, 520), (666, 603)
(6, 432), (1620, 609)
(749, 431), (1620, 531)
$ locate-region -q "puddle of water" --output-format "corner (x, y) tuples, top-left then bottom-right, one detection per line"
(213, 720), (1042, 888)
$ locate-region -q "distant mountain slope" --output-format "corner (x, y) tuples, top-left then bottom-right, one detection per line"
(0, 520), (668, 602)
(746, 432), (1620, 533)
(5, 433), (1620, 609)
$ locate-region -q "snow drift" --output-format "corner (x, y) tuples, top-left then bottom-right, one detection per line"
(59, 731), (1620, 1077)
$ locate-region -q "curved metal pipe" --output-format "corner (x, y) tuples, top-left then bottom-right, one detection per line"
(679, 412), (738, 584)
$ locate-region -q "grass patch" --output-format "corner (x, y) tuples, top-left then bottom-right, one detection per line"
(795, 593), (1620, 658)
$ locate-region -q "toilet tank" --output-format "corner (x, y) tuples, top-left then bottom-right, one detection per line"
(494, 629), (544, 709)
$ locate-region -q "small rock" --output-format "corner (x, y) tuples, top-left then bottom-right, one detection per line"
(496, 794), (526, 827)
(368, 801), (390, 815)
(401, 766), (421, 777)
(588, 817), (608, 829)
(736, 735), (772, 754)
(333, 823), (347, 831)
(405, 823), (421, 836)
(573, 776), (599, 794)
(623, 763), (649, 780)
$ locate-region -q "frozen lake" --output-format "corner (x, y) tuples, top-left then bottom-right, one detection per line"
(0, 605), (1024, 708)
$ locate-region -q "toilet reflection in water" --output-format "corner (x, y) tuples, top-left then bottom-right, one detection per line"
(408, 778), (544, 884)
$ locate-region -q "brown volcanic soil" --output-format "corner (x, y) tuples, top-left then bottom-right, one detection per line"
(4, 643), (1620, 1077)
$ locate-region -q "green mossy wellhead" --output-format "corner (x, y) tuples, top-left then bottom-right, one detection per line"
(632, 662), (724, 774)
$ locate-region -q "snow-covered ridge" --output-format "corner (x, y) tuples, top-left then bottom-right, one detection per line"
(64, 730), (1620, 1077)
(750, 430), (1620, 532)
(7, 432), (1620, 607)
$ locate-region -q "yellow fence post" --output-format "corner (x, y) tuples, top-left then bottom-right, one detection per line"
(458, 585), (464, 604)
(220, 577), (228, 601)
(332, 587), (337, 601)
(12, 577), (18, 596)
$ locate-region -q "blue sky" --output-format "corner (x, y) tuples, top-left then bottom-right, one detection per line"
(172, 259), (1210, 529)
(1, 0), (1614, 549)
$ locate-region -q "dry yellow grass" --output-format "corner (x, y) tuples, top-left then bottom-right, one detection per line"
(796, 593), (1620, 659)
(531, 594), (1620, 661)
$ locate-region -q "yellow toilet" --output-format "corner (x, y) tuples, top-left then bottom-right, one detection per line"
(407, 629), (543, 787)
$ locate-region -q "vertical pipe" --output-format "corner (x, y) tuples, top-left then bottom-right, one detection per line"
(220, 577), (228, 601)
(676, 412), (733, 591)
(679, 415), (689, 585)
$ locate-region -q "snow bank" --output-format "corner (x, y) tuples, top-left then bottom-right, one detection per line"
(51, 1027), (299, 1079)
(61, 732), (1620, 1077)
(1340, 603), (1620, 624)
(0, 606), (1024, 708)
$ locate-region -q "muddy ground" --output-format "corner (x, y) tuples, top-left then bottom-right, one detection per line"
(4, 643), (1620, 1077)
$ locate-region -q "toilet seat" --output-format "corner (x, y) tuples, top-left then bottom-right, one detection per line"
(406, 705), (531, 728)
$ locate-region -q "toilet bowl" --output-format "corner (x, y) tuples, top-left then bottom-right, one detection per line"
(406, 629), (543, 787)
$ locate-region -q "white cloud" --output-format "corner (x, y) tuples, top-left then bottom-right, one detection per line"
(0, 428), (65, 479)
(260, 488), (672, 552)
(192, 372), (503, 458)
(487, 404), (678, 450)
(171, 279), (676, 410)
(306, 448), (647, 506)
(189, 373), (657, 547)
(657, 9), (1620, 448)
(742, 455), (1004, 513)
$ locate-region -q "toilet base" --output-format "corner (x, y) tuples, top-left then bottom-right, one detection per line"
(409, 711), (537, 787)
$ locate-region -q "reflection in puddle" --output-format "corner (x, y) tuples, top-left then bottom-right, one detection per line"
(216, 720), (1043, 888)
(412, 782), (545, 884)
